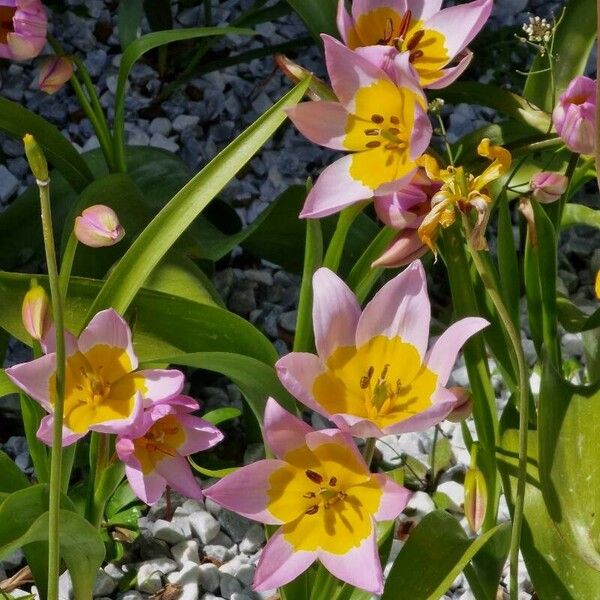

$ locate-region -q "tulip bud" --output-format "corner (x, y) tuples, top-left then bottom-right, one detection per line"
(595, 271), (600, 300)
(38, 56), (74, 95)
(464, 445), (487, 533)
(552, 75), (596, 155)
(22, 281), (50, 341)
(275, 54), (336, 101)
(74, 205), (125, 248)
(445, 387), (473, 423)
(23, 133), (48, 182)
(372, 229), (427, 268)
(529, 171), (568, 203)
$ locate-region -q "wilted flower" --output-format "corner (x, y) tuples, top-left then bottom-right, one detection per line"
(205, 398), (411, 594)
(0, 0), (47, 61)
(116, 395), (223, 505)
(529, 171), (568, 204)
(553, 76), (596, 155)
(6, 309), (185, 445)
(418, 138), (511, 253)
(21, 281), (50, 341)
(38, 55), (73, 94)
(276, 262), (488, 438)
(74, 205), (125, 248)
(286, 35), (431, 218)
(337, 0), (492, 88)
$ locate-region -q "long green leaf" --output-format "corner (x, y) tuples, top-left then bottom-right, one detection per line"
(285, 0), (338, 43)
(562, 203), (600, 230)
(557, 297), (600, 333)
(497, 193), (520, 328)
(0, 97), (93, 192)
(117, 0), (145, 49)
(0, 450), (29, 500)
(0, 370), (18, 398)
(93, 80), (309, 317)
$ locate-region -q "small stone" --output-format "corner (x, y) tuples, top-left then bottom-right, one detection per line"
(211, 531), (235, 549)
(181, 499), (205, 514)
(167, 562), (200, 600)
(406, 491), (436, 516)
(190, 511), (221, 544)
(239, 524), (265, 554)
(150, 132), (179, 153)
(218, 511), (252, 542)
(562, 333), (584, 357)
(172, 114), (200, 133)
(137, 558), (179, 591)
(201, 594), (226, 600)
(135, 531), (171, 560)
(93, 569), (118, 597)
(244, 269), (273, 286)
(278, 310), (297, 333)
(104, 563), (125, 582)
(236, 564), (255, 587)
(198, 563), (220, 592)
(153, 519), (186, 544)
(203, 544), (234, 564)
(220, 572), (242, 598)
(219, 556), (245, 577)
(136, 570), (162, 594)
(149, 117), (172, 137)
(117, 592), (144, 600)
(0, 165), (19, 202)
(437, 482), (464, 511)
(172, 539), (201, 567)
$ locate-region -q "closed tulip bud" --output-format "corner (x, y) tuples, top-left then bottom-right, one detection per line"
(552, 76), (596, 155)
(23, 133), (48, 181)
(372, 229), (428, 268)
(445, 387), (473, 423)
(275, 54), (336, 101)
(38, 56), (73, 94)
(464, 465), (487, 533)
(74, 205), (125, 247)
(0, 0), (47, 61)
(530, 171), (568, 203)
(22, 281), (50, 341)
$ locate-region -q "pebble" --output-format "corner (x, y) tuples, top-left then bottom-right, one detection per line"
(172, 114), (200, 133)
(167, 562), (201, 600)
(93, 569), (118, 597)
(218, 512), (253, 543)
(149, 132), (179, 153)
(198, 562), (221, 593)
(171, 539), (200, 567)
(239, 524), (265, 554)
(152, 519), (187, 545)
(220, 572), (242, 598)
(149, 117), (172, 137)
(190, 511), (221, 544)
(0, 165), (19, 202)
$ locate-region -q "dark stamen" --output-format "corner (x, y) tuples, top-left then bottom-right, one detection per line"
(366, 141), (382, 148)
(329, 477), (337, 487)
(360, 366), (375, 389)
(305, 470), (323, 484)
(397, 10), (412, 40)
(406, 29), (425, 51)
(305, 505), (319, 515)
(390, 116), (400, 125)
(364, 128), (380, 136)
(371, 114), (385, 124)
(303, 491), (316, 498)
(388, 127), (400, 135)
(409, 50), (424, 63)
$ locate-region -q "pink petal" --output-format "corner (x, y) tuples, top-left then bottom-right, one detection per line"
(410, 101), (433, 160)
(336, 0), (353, 44)
(40, 325), (78, 356)
(78, 309), (137, 370)
(253, 529), (316, 591)
(154, 454), (204, 501)
(372, 230), (427, 268)
(318, 529), (383, 594)
(177, 413), (224, 455)
(204, 460), (287, 524)
(352, 0), (406, 22)
(425, 317), (489, 384)
(263, 397), (312, 460)
(424, 0), (492, 58)
(6, 353), (56, 412)
(427, 49), (473, 90)
(6, 32), (44, 60)
(300, 154), (373, 218)
(286, 102), (349, 150)
(355, 260), (430, 356)
(407, 0), (443, 20)
(37, 415), (85, 447)
(312, 268), (361, 360)
(124, 463), (166, 505)
(373, 473), (412, 520)
(134, 369), (185, 405)
(276, 353), (329, 417)
(329, 414), (386, 438)
(305, 429), (369, 472)
(373, 166), (418, 195)
(89, 390), (144, 436)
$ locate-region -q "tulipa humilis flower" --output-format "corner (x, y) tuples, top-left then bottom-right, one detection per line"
(38, 55), (73, 94)
(0, 0), (47, 61)
(21, 281), (50, 341)
(529, 171), (568, 204)
(205, 398), (411, 594)
(74, 204), (125, 248)
(276, 261), (488, 438)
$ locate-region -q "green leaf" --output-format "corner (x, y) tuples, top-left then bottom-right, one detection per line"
(202, 407), (242, 425)
(0, 271), (277, 365)
(0, 370), (18, 398)
(94, 79), (309, 318)
(0, 450), (29, 500)
(498, 405), (600, 599)
(562, 203), (600, 230)
(284, 0), (338, 43)
(117, 0), (145, 49)
(381, 510), (509, 600)
(524, 0), (596, 111)
(538, 361), (600, 568)
(497, 194), (520, 328)
(143, 0), (173, 31)
(0, 97), (93, 192)
(189, 458), (238, 479)
(557, 297), (600, 333)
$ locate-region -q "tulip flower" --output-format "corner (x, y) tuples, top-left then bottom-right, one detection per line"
(286, 35), (431, 219)
(337, 0), (492, 88)
(417, 138), (511, 253)
(529, 171), (568, 204)
(553, 76), (596, 155)
(445, 387), (473, 423)
(38, 55), (73, 94)
(21, 282), (50, 341)
(276, 261), (488, 438)
(205, 398), (411, 594)
(0, 0), (47, 61)
(74, 205), (125, 248)
(116, 395), (223, 505)
(6, 309), (185, 446)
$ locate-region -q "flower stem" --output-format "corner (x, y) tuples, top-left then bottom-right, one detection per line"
(429, 425), (440, 492)
(462, 216), (529, 600)
(322, 203), (365, 273)
(58, 232), (78, 302)
(597, 0), (600, 190)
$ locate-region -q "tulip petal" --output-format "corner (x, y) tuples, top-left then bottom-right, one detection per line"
(371, 230), (427, 268)
(336, 0), (353, 44)
(427, 49), (473, 90)
(424, 0), (492, 58)
(154, 454), (204, 500)
(177, 413), (224, 455)
(425, 317), (489, 384)
(312, 268), (361, 360)
(373, 473), (411, 520)
(6, 353), (56, 412)
(408, 0), (443, 20)
(89, 390), (144, 436)
(356, 260), (430, 356)
(40, 325), (78, 356)
(253, 529), (316, 591)
(329, 414), (386, 438)
(305, 428), (369, 471)
(300, 154), (373, 218)
(124, 463), (166, 505)
(132, 369), (185, 405)
(318, 529), (383, 595)
(352, 0), (406, 22)
(37, 415), (85, 447)
(204, 460), (287, 524)
(286, 101), (349, 150)
(263, 397), (312, 460)
(410, 101), (433, 160)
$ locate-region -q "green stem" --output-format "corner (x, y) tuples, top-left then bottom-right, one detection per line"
(322, 203), (365, 273)
(88, 433), (110, 528)
(362, 438), (376, 468)
(597, 0), (600, 189)
(462, 217), (530, 600)
(429, 425), (440, 491)
(436, 114), (454, 166)
(58, 232), (78, 302)
(38, 177), (66, 600)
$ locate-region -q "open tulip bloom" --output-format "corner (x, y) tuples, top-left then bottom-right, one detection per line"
(337, 0), (492, 89)
(116, 395), (223, 505)
(205, 398), (410, 593)
(276, 261), (488, 438)
(6, 309), (185, 446)
(286, 34), (431, 219)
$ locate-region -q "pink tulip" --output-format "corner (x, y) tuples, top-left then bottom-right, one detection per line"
(337, 0), (492, 89)
(276, 261), (488, 438)
(116, 395), (223, 505)
(204, 398), (411, 594)
(445, 387), (473, 423)
(552, 76), (596, 155)
(38, 55), (73, 94)
(74, 205), (125, 248)
(0, 0), (47, 61)
(286, 35), (431, 219)
(21, 282), (50, 341)
(529, 171), (568, 204)
(6, 309), (185, 446)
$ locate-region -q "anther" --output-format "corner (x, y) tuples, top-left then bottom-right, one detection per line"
(305, 470), (323, 484)
(360, 366), (375, 389)
(377, 17), (394, 45)
(387, 127), (400, 135)
(371, 114), (384, 124)
(409, 50), (424, 63)
(305, 505), (319, 515)
(364, 128), (380, 136)
(366, 141), (382, 148)
(329, 477), (337, 487)
(397, 10), (412, 40)
(406, 29), (425, 51)
(303, 492), (316, 499)
(385, 143), (399, 150)
(390, 116), (400, 125)
(380, 364), (390, 381)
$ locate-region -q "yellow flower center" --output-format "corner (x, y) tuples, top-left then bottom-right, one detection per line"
(49, 344), (146, 434)
(267, 443), (383, 554)
(347, 7), (449, 86)
(312, 335), (437, 428)
(133, 414), (186, 474)
(0, 6), (15, 44)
